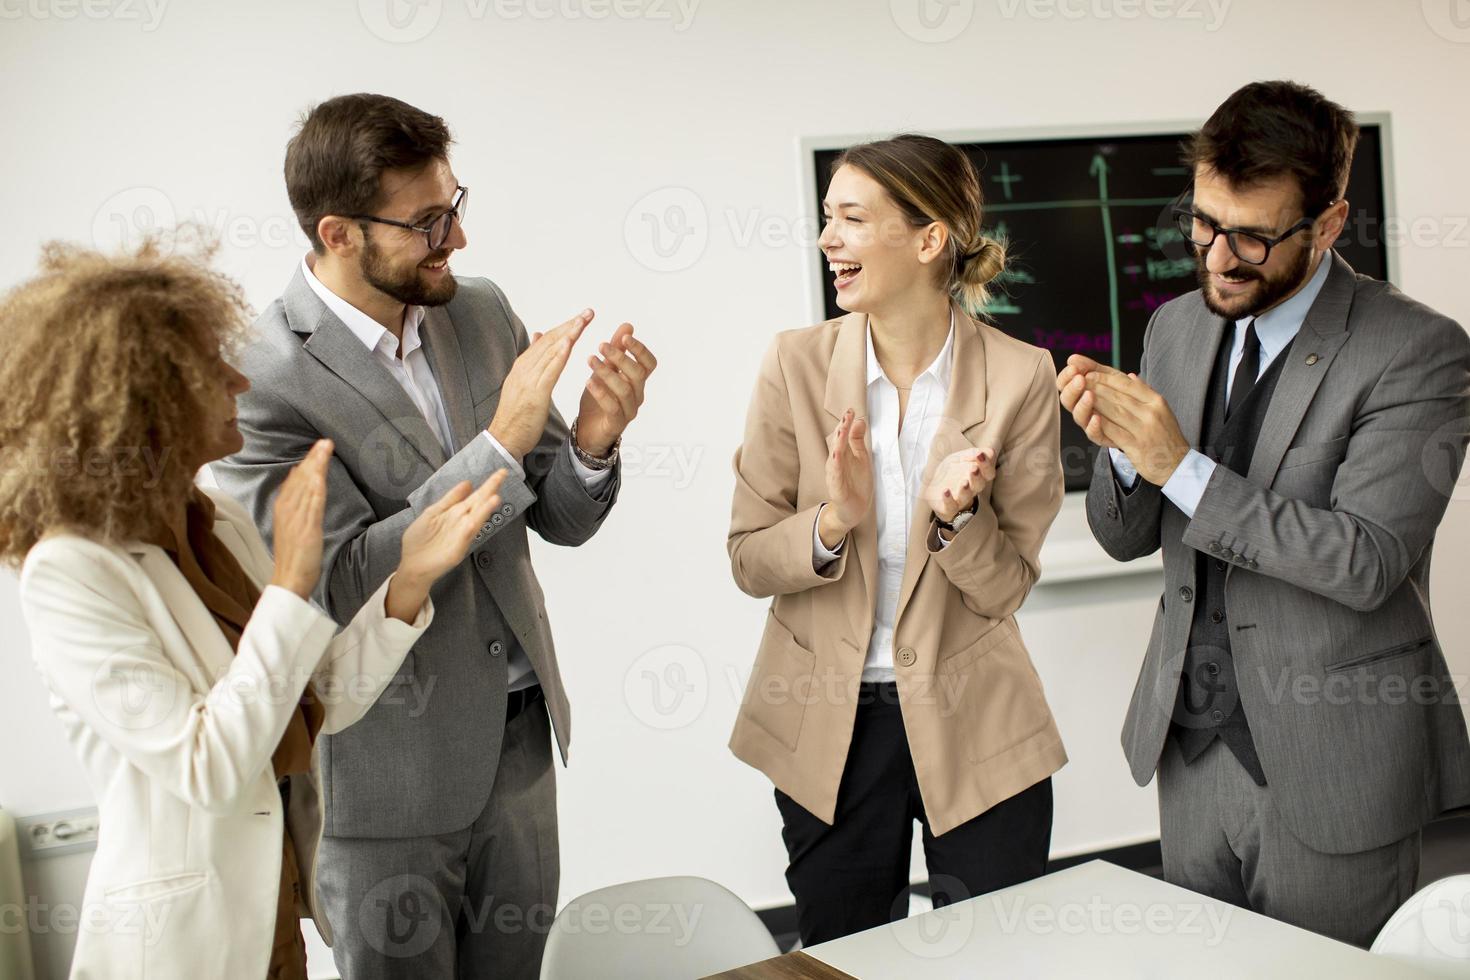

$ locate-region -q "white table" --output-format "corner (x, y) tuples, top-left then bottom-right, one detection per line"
(802, 860), (1458, 978)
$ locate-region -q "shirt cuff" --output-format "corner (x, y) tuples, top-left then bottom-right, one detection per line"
(1161, 449), (1215, 519)
(812, 503), (845, 569)
(1108, 447), (1140, 494)
(480, 430), (526, 481)
(567, 439), (616, 490)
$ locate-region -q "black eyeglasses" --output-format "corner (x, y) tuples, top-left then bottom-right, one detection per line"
(1172, 203), (1321, 266)
(348, 185), (469, 251)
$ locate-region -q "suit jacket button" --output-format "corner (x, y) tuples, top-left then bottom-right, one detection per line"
(501, 503), (514, 516)
(1106, 505), (1118, 519)
(481, 521), (493, 533)
(491, 514), (504, 526)
(897, 647), (917, 667)
(476, 552), (492, 569)
(1211, 709), (1224, 723)
(1221, 549), (1235, 560)
(1247, 559), (1259, 569)
(490, 641), (504, 657)
(1179, 586), (1194, 602)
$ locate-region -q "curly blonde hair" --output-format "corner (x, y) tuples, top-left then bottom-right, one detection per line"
(0, 232), (252, 567)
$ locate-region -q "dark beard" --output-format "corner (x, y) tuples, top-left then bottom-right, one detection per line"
(1196, 244), (1311, 320)
(360, 237), (458, 307)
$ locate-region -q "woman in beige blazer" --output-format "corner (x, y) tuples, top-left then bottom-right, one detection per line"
(728, 135), (1067, 944)
(1, 239), (506, 980)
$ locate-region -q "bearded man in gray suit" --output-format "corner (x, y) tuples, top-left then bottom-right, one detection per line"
(1059, 80), (1470, 947)
(213, 93), (656, 978)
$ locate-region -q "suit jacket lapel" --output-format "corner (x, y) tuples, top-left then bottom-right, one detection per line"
(124, 497), (281, 689)
(126, 544), (238, 686)
(894, 306), (988, 624)
(285, 269), (448, 469)
(419, 305), (477, 453)
(1173, 305), (1227, 449)
(824, 312), (879, 639)
(1248, 251), (1354, 486)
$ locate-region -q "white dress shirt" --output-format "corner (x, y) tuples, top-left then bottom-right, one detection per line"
(814, 313), (956, 682)
(1110, 253), (1332, 517)
(301, 256), (611, 691)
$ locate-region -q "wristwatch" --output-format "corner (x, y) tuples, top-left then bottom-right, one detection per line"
(934, 498), (978, 535)
(568, 418), (619, 470)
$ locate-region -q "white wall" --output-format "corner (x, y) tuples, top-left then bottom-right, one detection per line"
(4, 0), (1470, 971)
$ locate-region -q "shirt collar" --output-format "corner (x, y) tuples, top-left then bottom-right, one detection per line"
(300, 255), (426, 359)
(865, 308), (956, 390)
(1238, 251), (1332, 362)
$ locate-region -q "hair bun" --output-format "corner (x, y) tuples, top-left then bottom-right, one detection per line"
(958, 236), (1005, 286)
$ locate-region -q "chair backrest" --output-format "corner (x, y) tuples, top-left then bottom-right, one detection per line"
(539, 875), (780, 980)
(1371, 874), (1470, 964)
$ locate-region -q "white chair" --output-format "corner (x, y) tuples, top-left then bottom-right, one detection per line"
(539, 875), (780, 979)
(1371, 874), (1470, 971)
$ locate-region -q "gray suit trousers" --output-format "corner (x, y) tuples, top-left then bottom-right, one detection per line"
(315, 701), (559, 980)
(1158, 735), (1419, 949)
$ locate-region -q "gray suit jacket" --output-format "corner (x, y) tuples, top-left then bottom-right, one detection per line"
(212, 268), (618, 838)
(1088, 252), (1470, 855)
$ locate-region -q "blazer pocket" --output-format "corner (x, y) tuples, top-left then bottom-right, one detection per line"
(938, 618), (1017, 675)
(742, 613), (817, 751)
(102, 871), (208, 905)
(1278, 436), (1348, 470)
(1325, 635), (1431, 673)
(385, 650), (418, 687)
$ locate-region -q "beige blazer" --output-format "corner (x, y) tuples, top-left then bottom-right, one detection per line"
(17, 487), (433, 980)
(728, 308), (1067, 836)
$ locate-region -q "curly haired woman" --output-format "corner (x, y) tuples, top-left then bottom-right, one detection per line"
(1, 235), (507, 980)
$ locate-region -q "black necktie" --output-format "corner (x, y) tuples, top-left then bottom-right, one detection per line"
(1226, 319), (1260, 420)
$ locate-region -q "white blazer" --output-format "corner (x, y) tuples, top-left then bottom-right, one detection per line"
(17, 486), (434, 980)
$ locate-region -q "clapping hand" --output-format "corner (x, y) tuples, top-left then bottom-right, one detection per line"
(817, 409), (873, 550)
(924, 447), (995, 523)
(384, 469), (509, 623)
(575, 322), (657, 457)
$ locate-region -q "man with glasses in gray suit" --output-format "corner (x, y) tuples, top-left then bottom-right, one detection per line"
(214, 93), (656, 978)
(1060, 80), (1470, 947)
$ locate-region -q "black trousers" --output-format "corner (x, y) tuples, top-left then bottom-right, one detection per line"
(774, 681), (1053, 946)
